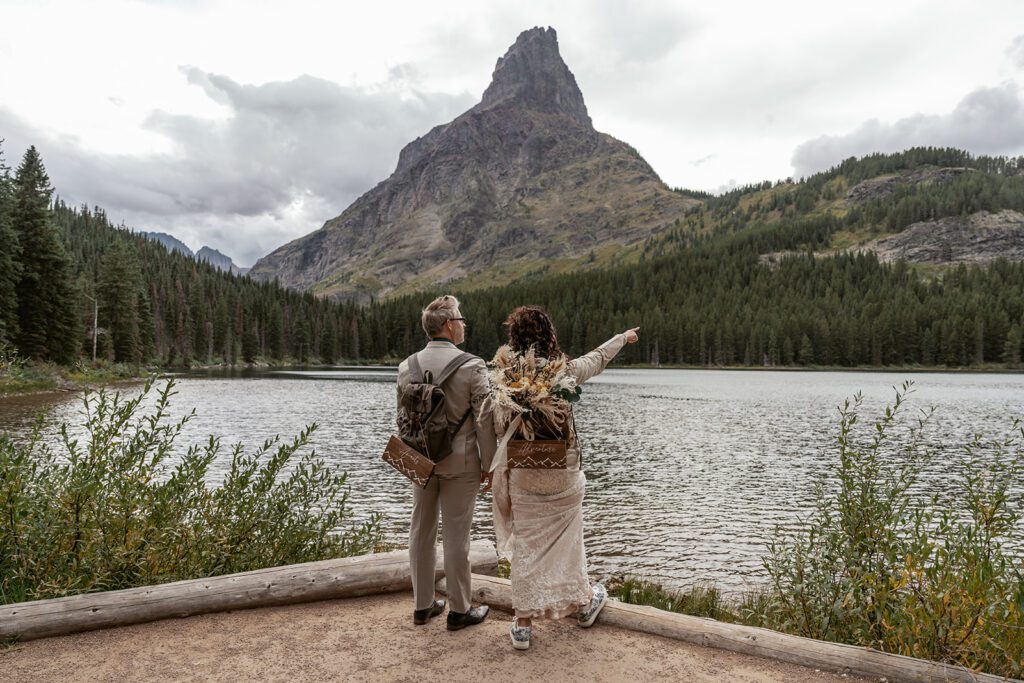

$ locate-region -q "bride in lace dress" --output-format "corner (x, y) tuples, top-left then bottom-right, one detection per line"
(489, 306), (639, 650)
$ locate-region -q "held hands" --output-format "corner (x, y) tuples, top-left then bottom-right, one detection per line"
(480, 471), (493, 494)
(623, 326), (640, 344)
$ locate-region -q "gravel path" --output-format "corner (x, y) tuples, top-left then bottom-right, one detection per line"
(1, 592), (869, 682)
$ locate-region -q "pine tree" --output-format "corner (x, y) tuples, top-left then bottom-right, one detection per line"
(1003, 325), (1022, 367)
(268, 302), (285, 361)
(293, 307), (310, 362)
(98, 240), (143, 363)
(213, 297), (230, 362)
(799, 334), (815, 365)
(348, 314), (360, 360)
(0, 139), (19, 344)
(242, 321), (259, 364)
(973, 316), (985, 365)
(137, 282), (156, 361)
(10, 146), (78, 362)
(320, 315), (336, 364)
(172, 278), (190, 365)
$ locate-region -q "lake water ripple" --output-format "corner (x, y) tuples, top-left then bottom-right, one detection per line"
(2, 368), (1022, 593)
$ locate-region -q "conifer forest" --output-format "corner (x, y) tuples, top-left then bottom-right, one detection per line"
(1, 143), (1022, 369)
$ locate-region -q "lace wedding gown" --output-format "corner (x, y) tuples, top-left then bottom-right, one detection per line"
(492, 333), (628, 619)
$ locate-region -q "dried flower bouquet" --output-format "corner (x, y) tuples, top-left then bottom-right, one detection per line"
(488, 345), (581, 440)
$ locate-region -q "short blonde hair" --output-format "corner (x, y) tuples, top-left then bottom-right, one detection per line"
(421, 294), (461, 337)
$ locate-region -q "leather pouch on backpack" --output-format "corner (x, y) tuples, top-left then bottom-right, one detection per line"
(506, 439), (568, 469)
(505, 415), (572, 469)
(381, 435), (435, 488)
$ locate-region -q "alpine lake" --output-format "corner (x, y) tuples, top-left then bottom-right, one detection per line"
(2, 367), (1022, 594)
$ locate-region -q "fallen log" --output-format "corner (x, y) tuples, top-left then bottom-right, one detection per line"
(437, 574), (1009, 683)
(3, 540), (498, 642)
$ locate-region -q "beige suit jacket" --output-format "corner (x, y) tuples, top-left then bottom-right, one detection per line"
(397, 340), (497, 475)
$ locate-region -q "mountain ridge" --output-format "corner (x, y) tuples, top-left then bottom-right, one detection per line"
(249, 27), (698, 301)
(138, 232), (248, 275)
(197, 246), (249, 276)
(359, 148), (1024, 369)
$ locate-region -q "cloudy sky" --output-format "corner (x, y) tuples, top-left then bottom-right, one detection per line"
(2, 0), (1023, 266)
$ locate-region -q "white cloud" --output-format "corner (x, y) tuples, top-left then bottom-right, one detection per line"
(1009, 35), (1024, 69)
(1, 68), (474, 265)
(3, 0), (1024, 260)
(791, 82), (1024, 178)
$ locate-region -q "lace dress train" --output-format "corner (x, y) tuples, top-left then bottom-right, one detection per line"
(508, 469), (591, 619)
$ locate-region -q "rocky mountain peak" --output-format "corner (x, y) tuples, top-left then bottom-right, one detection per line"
(197, 246), (249, 276)
(249, 27), (697, 301)
(476, 26), (591, 127)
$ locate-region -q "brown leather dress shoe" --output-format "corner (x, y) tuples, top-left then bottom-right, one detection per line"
(446, 605), (490, 631)
(413, 599), (446, 625)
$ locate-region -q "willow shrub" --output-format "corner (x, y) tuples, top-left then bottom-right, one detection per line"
(611, 382), (1023, 679)
(0, 378), (383, 604)
(761, 381), (1024, 678)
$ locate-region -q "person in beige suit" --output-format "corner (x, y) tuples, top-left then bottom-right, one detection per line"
(398, 294), (497, 630)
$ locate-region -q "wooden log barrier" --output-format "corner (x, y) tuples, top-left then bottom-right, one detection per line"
(437, 574), (1010, 683)
(2, 540), (498, 642)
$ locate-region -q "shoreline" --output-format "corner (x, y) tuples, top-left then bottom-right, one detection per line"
(3, 360), (1021, 400)
(609, 362), (1024, 374)
(182, 360), (1024, 374)
(0, 374), (147, 400)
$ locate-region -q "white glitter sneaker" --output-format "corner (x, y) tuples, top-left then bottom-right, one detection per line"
(509, 622), (531, 650)
(577, 583), (608, 628)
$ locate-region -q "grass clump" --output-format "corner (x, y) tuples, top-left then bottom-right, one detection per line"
(0, 378), (383, 604)
(609, 578), (738, 622)
(63, 359), (140, 385)
(0, 341), (142, 396)
(0, 341), (57, 394)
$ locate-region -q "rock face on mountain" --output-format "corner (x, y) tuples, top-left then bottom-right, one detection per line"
(139, 232), (248, 275)
(140, 231), (193, 257)
(845, 167), (972, 203)
(861, 209), (1024, 264)
(197, 246), (248, 276)
(249, 27), (697, 301)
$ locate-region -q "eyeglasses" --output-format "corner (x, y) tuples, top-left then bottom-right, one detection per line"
(449, 317), (466, 323)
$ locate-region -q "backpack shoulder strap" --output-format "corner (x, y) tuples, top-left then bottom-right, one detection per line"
(438, 353), (478, 434)
(434, 352), (477, 387)
(406, 352), (424, 382)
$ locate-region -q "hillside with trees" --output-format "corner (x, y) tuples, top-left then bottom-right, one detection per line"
(358, 148), (1024, 368)
(656, 147), (1024, 257)
(0, 141), (368, 369)
(2, 143), (1021, 371)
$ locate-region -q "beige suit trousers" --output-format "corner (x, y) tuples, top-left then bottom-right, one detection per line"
(409, 470), (480, 613)
(400, 340), (496, 614)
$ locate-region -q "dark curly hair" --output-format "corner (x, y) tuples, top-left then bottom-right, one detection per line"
(504, 306), (563, 360)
